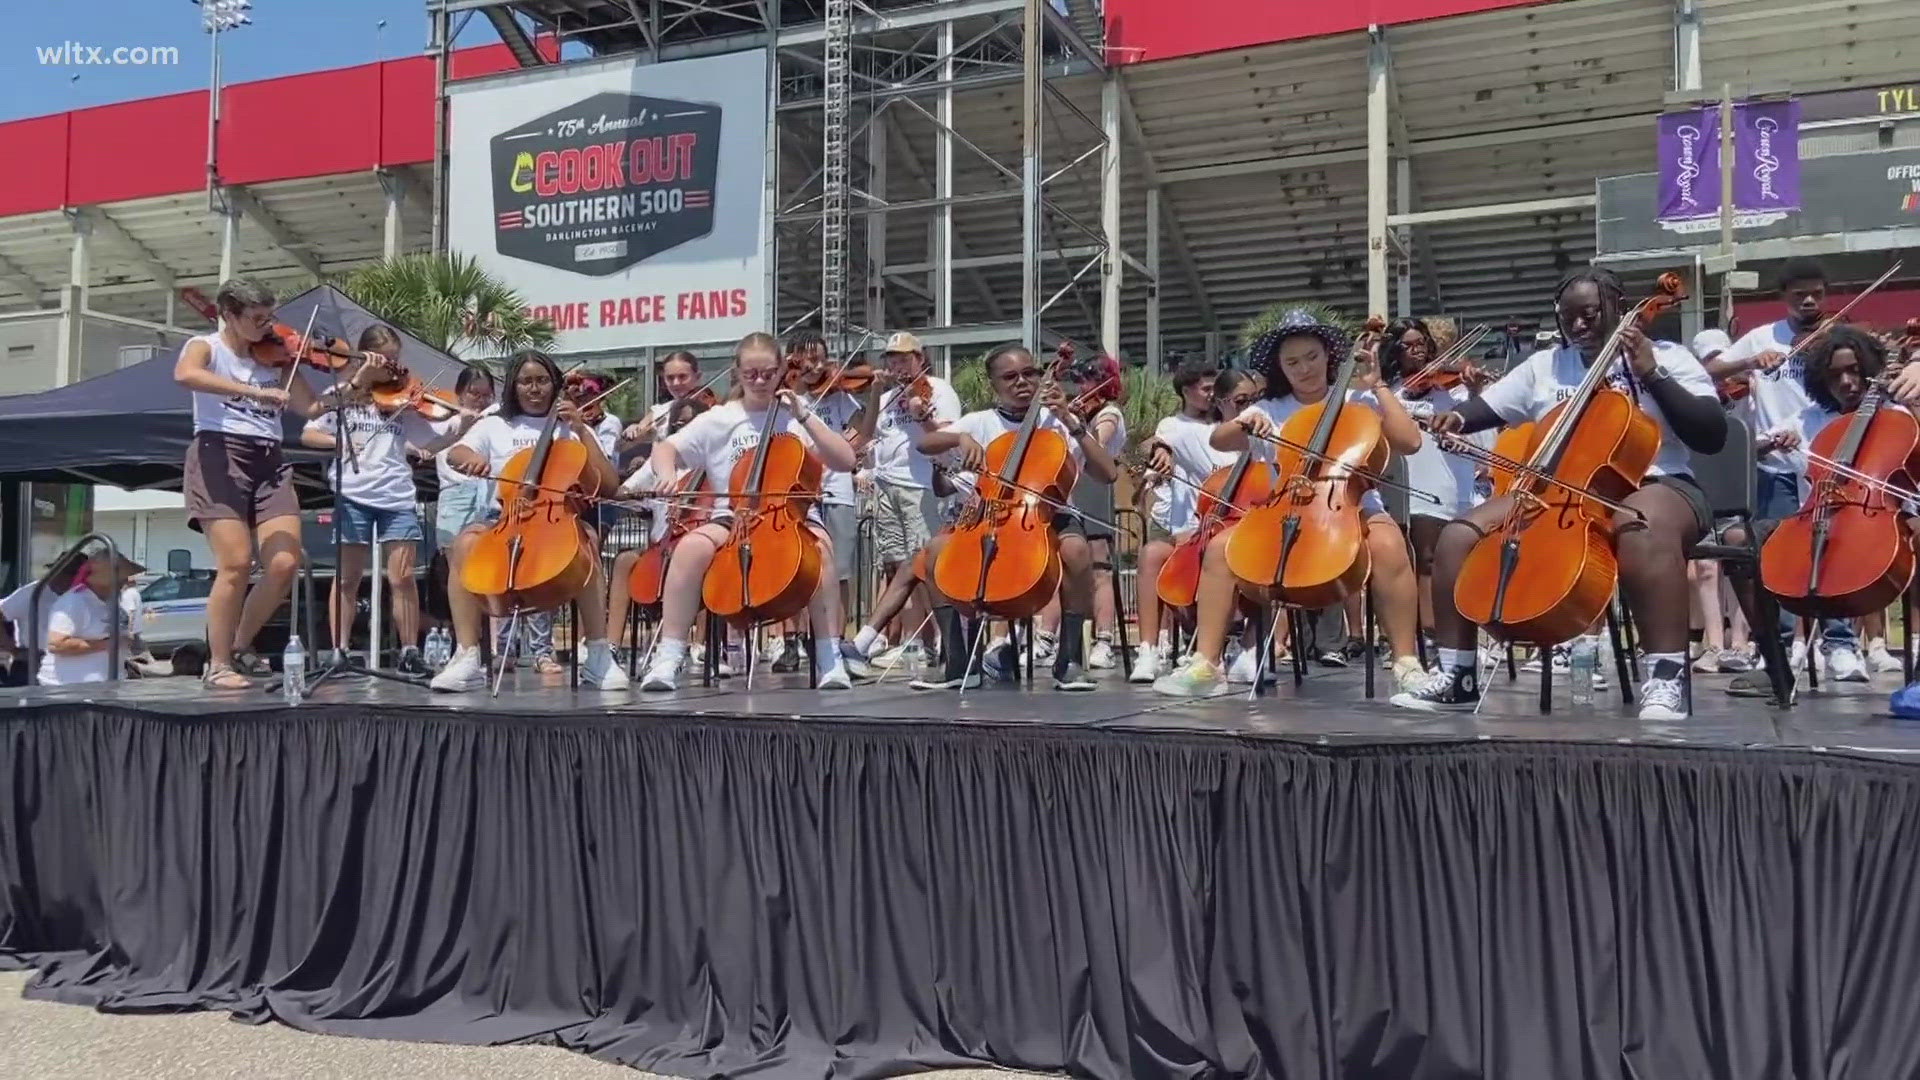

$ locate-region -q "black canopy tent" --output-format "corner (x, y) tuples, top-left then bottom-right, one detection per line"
(0, 284), (473, 499)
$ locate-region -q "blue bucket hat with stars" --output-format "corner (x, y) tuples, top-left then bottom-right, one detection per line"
(1246, 309), (1353, 374)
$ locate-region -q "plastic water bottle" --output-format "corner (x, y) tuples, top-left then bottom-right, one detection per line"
(424, 627), (448, 671)
(282, 634), (307, 705)
(1568, 636), (1597, 706)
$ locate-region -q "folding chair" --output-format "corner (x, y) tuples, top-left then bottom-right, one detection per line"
(1683, 416), (1794, 707)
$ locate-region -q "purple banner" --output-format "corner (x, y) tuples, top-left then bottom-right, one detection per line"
(1657, 109), (1720, 222)
(1733, 98), (1801, 213)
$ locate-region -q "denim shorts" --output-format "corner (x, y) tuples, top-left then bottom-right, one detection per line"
(340, 499), (424, 545)
(435, 482), (491, 548)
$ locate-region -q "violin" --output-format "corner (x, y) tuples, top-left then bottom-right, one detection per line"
(1759, 337), (1920, 619)
(701, 363), (827, 629)
(1453, 272), (1686, 645)
(932, 349), (1079, 619)
(627, 468), (712, 610)
(367, 362), (464, 421)
(1899, 316), (1920, 364)
(460, 397), (603, 618)
(248, 323), (360, 370)
(564, 371), (610, 427)
(1723, 260), (1905, 401)
(790, 356), (876, 396)
(1401, 356), (1489, 396)
(1222, 315), (1389, 608)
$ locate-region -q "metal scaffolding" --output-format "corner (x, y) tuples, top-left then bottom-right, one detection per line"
(425, 0), (1130, 372)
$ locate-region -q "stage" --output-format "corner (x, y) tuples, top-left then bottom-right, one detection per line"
(5, 662), (1920, 1078)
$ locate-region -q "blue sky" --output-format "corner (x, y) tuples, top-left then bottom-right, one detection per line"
(6, 1), (505, 123)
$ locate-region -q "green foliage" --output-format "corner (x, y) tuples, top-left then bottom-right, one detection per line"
(1117, 366), (1177, 449)
(341, 253), (555, 360)
(951, 351), (992, 412)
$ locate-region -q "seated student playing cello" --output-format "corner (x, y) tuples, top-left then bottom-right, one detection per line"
(1721, 326), (1919, 700)
(430, 350), (631, 692)
(631, 332), (861, 692)
(1129, 359), (1232, 683)
(605, 394), (713, 658)
(904, 343), (1121, 692)
(1391, 266), (1727, 720)
(1152, 310), (1429, 699)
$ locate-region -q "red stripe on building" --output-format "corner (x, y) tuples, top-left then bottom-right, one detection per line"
(1103, 0), (1554, 64)
(0, 39), (555, 217)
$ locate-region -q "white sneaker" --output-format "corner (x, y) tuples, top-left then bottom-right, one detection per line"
(581, 640), (629, 691)
(1637, 660), (1688, 721)
(640, 652), (682, 692)
(1867, 640), (1905, 674)
(1391, 655), (1427, 695)
(1826, 645), (1870, 683)
(872, 640), (924, 670)
(838, 645), (876, 681)
(1034, 632), (1057, 664)
(817, 658), (852, 690)
(1226, 647), (1262, 685)
(1152, 656), (1229, 698)
(1127, 649), (1162, 684)
(1790, 638), (1808, 672)
(1087, 638), (1116, 669)
(429, 645), (486, 692)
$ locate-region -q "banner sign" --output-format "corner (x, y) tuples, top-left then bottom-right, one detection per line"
(1655, 99), (1799, 228)
(1598, 145), (1920, 256)
(448, 50), (767, 352)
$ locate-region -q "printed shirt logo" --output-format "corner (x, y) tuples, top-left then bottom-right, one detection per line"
(491, 91), (722, 276)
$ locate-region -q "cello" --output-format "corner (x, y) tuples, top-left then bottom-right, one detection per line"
(1224, 316), (1389, 609)
(460, 401), (605, 618)
(1758, 321), (1920, 618)
(625, 468), (712, 610)
(1452, 272), (1687, 644)
(700, 384), (826, 629)
(931, 353), (1079, 619)
(1156, 450), (1279, 610)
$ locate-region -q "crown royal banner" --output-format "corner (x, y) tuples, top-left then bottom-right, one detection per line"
(1656, 98), (1800, 230)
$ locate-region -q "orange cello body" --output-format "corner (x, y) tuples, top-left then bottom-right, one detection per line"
(1759, 402), (1920, 619)
(626, 468), (711, 609)
(701, 431), (825, 628)
(1455, 388), (1660, 644)
(461, 433), (602, 618)
(1225, 401), (1387, 610)
(932, 427), (1079, 619)
(1155, 458), (1281, 610)
(1488, 421), (1535, 497)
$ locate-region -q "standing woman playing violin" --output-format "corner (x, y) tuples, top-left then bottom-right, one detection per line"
(633, 332), (861, 692)
(173, 278), (337, 690)
(1152, 312), (1427, 698)
(1394, 266), (1725, 718)
(299, 325), (481, 676)
(618, 351), (703, 460)
(430, 350), (630, 692)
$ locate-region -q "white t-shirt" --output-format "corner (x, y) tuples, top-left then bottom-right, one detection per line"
(1721, 319), (1814, 475)
(1246, 390), (1392, 517)
(186, 332), (285, 441)
(39, 587), (114, 686)
(0, 580), (56, 650)
(435, 402), (498, 494)
(618, 460), (693, 545)
(872, 376), (964, 489)
(458, 412), (582, 476)
(307, 404), (440, 512)
(1150, 413), (1235, 534)
(812, 390), (862, 506)
(593, 413), (624, 458)
(1478, 343), (1718, 480)
(1396, 383), (1480, 517)
(666, 401), (818, 520)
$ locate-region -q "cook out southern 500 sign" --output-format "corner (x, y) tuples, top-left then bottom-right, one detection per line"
(448, 50), (767, 351)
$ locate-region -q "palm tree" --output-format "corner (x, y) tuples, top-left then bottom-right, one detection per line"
(341, 253), (555, 358)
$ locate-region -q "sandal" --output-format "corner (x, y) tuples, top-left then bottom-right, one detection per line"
(534, 655), (564, 676)
(202, 663), (253, 690)
(231, 650), (272, 677)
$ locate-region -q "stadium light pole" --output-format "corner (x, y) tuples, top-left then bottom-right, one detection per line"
(197, 0), (252, 213)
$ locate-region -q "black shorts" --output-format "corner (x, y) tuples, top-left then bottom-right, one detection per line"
(1051, 512), (1087, 539)
(1647, 473), (1713, 540)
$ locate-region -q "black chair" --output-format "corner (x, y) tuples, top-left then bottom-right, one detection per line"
(1683, 415), (1795, 707)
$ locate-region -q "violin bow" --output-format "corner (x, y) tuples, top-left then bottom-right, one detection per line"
(1799, 448), (1920, 506)
(1117, 450), (1259, 519)
(1403, 324), (1491, 388)
(1238, 428), (1443, 506)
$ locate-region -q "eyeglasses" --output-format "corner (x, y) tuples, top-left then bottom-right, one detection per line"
(738, 366), (783, 383)
(998, 367), (1042, 384)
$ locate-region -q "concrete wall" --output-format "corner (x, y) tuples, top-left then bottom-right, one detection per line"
(0, 312), (189, 395)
